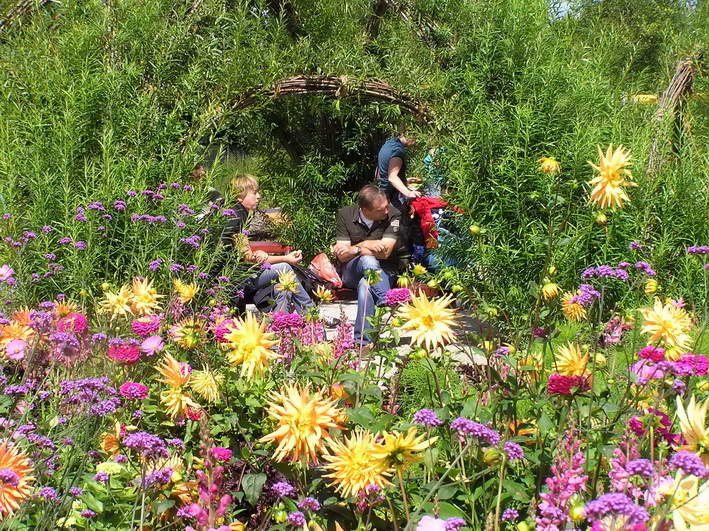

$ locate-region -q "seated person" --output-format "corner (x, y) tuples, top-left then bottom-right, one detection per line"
(215, 174), (313, 314)
(332, 185), (405, 345)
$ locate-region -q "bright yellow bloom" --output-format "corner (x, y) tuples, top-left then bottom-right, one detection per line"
(554, 343), (589, 377)
(190, 369), (223, 403)
(156, 353), (192, 389)
(100, 422), (122, 455)
(396, 293), (457, 350)
(224, 313), (279, 380)
(640, 298), (693, 352)
(676, 396), (709, 465)
(53, 300), (79, 318)
(229, 523), (246, 531)
(96, 461), (124, 475)
(397, 275), (412, 288)
(171, 317), (207, 350)
(130, 277), (163, 316)
(174, 279), (199, 304)
(541, 282), (560, 301)
(587, 144), (637, 210)
(537, 157), (561, 174)
(659, 472), (709, 530)
(371, 427), (437, 470)
(161, 388), (200, 419)
(0, 321), (34, 349)
(645, 278), (658, 295)
(314, 285), (334, 303)
(412, 264), (428, 277)
(323, 430), (392, 498)
(630, 94), (658, 104)
(99, 285), (134, 318)
(0, 442), (34, 517)
(561, 291), (586, 321)
(260, 384), (343, 464)
(276, 270), (299, 294)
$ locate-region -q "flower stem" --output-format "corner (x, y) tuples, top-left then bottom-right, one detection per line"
(397, 467), (411, 521)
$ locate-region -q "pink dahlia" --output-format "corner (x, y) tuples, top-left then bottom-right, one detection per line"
(107, 343), (141, 364)
(131, 315), (161, 338)
(629, 359), (665, 385)
(119, 382), (149, 400)
(213, 319), (236, 343)
(547, 373), (590, 395)
(57, 313), (89, 335)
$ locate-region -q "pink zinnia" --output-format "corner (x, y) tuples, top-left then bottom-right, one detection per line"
(547, 373), (590, 395)
(131, 315), (161, 338)
(210, 447), (233, 462)
(385, 288), (411, 306)
(57, 313), (89, 335)
(5, 339), (27, 361)
(638, 346), (665, 362)
(107, 343), (141, 364)
(140, 335), (164, 356)
(119, 382), (149, 400)
(675, 354), (708, 377)
(213, 319), (235, 343)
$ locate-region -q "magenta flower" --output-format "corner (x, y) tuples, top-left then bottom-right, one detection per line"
(119, 382), (149, 400)
(547, 373), (590, 395)
(56, 313), (89, 335)
(385, 287), (412, 306)
(209, 447), (233, 462)
(140, 335), (164, 356)
(131, 315), (161, 338)
(107, 343), (141, 365)
(213, 319), (235, 343)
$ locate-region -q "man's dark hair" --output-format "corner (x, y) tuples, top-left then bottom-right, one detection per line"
(358, 184), (387, 209)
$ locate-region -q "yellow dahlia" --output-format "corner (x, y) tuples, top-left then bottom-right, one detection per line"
(161, 388), (200, 419)
(537, 157), (561, 175)
(675, 396), (709, 465)
(371, 427), (437, 470)
(99, 285), (134, 319)
(276, 270), (299, 294)
(639, 298), (693, 352)
(171, 317), (207, 350)
(100, 422), (122, 455)
(223, 313), (279, 380)
(541, 282), (560, 301)
(0, 442), (34, 517)
(554, 343), (589, 377)
(259, 384), (343, 464)
(645, 278), (658, 295)
(561, 291), (586, 321)
(156, 353), (192, 389)
(412, 264), (428, 277)
(10, 307), (32, 326)
(0, 321), (34, 349)
(53, 300), (79, 318)
(323, 430), (392, 498)
(659, 472), (709, 530)
(396, 292), (457, 350)
(174, 279), (199, 304)
(587, 144), (637, 210)
(190, 368), (223, 403)
(314, 285), (334, 303)
(130, 277), (163, 316)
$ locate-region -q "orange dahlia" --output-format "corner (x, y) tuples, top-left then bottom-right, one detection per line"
(0, 442), (34, 517)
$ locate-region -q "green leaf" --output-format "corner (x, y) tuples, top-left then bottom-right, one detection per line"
(154, 499), (175, 515)
(83, 493), (104, 513)
(242, 473), (267, 506)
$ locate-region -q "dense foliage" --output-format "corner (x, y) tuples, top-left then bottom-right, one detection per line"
(0, 1), (709, 530)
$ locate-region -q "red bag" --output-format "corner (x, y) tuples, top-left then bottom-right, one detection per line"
(309, 253), (342, 288)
